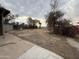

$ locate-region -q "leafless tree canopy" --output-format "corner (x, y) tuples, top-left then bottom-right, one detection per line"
(46, 0), (64, 32)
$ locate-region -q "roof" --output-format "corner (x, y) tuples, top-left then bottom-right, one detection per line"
(0, 7), (10, 17)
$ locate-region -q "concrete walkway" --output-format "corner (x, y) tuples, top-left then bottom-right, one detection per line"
(0, 33), (63, 59)
(18, 45), (63, 59)
(67, 38), (79, 51)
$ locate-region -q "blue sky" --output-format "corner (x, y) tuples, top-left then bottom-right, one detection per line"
(0, 0), (79, 19)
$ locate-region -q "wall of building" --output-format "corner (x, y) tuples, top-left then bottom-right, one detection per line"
(3, 24), (13, 32)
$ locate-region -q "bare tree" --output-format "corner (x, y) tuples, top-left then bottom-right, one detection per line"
(27, 17), (34, 28)
(50, 0), (58, 12)
(46, 0), (64, 33)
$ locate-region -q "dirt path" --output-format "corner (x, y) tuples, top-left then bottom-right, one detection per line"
(9, 29), (79, 59)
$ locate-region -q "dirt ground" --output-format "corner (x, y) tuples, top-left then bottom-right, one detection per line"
(9, 29), (79, 59)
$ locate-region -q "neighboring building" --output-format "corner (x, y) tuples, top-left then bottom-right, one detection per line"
(37, 18), (47, 28)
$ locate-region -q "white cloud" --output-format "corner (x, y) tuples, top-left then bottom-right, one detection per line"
(0, 0), (79, 18)
(60, 0), (78, 18)
(0, 0), (51, 18)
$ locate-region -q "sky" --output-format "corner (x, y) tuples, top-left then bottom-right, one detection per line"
(0, 0), (79, 19)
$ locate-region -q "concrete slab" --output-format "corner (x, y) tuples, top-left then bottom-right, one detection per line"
(18, 45), (64, 59)
(0, 33), (33, 59)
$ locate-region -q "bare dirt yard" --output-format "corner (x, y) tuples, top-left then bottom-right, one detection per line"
(9, 29), (79, 59)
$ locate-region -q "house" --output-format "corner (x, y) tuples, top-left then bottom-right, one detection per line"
(0, 6), (10, 35)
